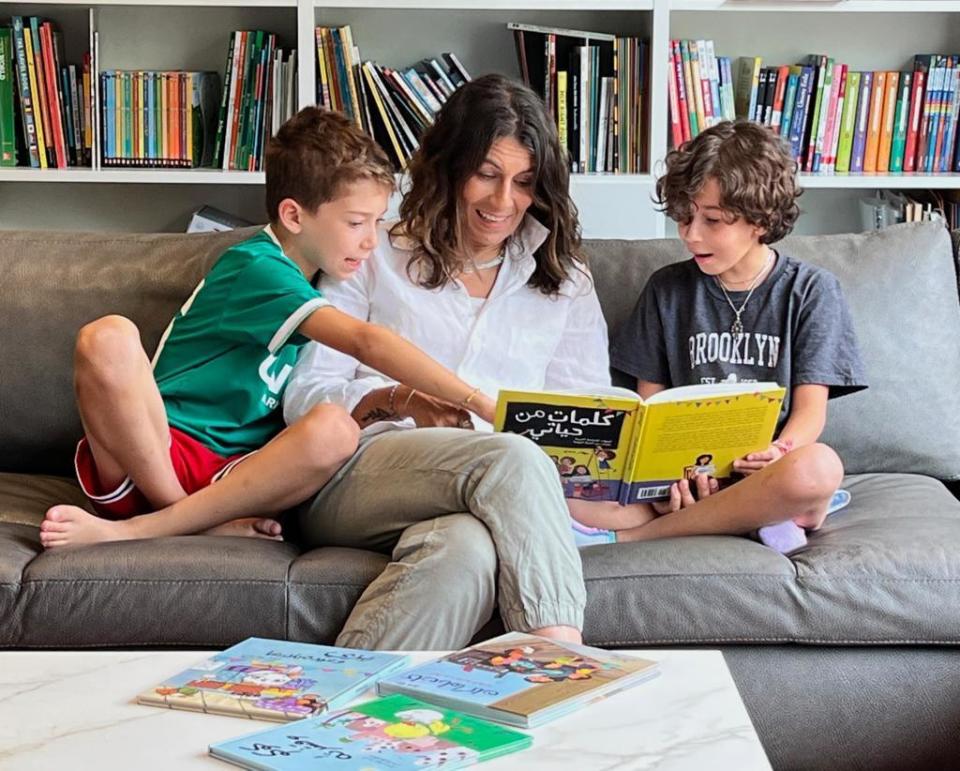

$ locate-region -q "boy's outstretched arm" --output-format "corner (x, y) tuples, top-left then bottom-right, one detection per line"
(734, 383), (829, 475)
(299, 306), (497, 424)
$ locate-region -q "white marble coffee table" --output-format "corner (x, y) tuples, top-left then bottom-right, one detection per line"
(0, 648), (769, 770)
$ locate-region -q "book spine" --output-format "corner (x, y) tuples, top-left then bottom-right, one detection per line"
(212, 32), (234, 169)
(687, 41), (706, 136)
(818, 63), (843, 172)
(788, 66), (812, 164)
(937, 57), (958, 172)
(804, 56), (829, 173)
(905, 68), (926, 173)
(914, 55), (936, 173)
(770, 65), (789, 134)
(706, 40), (722, 128)
(23, 25), (48, 169)
(0, 28), (18, 166)
(779, 68), (800, 139)
(695, 40), (713, 129)
(667, 40), (683, 148)
(680, 41), (698, 137)
(825, 65), (847, 173)
(863, 70), (886, 173)
(835, 70), (860, 174)
(876, 70), (899, 173)
(11, 18), (40, 167)
(889, 71), (911, 174)
(851, 71), (872, 173)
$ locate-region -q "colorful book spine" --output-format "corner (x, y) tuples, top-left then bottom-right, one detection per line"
(890, 71), (912, 174)
(863, 70), (886, 173)
(826, 64), (847, 173)
(835, 70), (861, 174)
(779, 67), (801, 139)
(938, 57), (958, 172)
(667, 41), (683, 147)
(914, 55), (936, 173)
(10, 18), (40, 167)
(788, 65), (813, 163)
(719, 57), (736, 122)
(851, 71), (873, 173)
(804, 55), (830, 172)
(876, 71), (899, 173)
(680, 41), (698, 138)
(905, 68), (926, 173)
(23, 26), (48, 169)
(812, 61), (839, 173)
(0, 28), (18, 166)
(688, 41), (706, 135)
(706, 40), (722, 127)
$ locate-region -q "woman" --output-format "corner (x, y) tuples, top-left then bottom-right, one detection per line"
(283, 74), (609, 650)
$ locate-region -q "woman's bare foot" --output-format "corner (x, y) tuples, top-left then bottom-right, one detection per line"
(203, 517), (283, 540)
(40, 505), (133, 549)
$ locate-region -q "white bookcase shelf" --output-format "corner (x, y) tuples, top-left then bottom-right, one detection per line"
(1, 0), (960, 235)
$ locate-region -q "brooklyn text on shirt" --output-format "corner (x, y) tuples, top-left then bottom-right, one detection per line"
(688, 331), (782, 370)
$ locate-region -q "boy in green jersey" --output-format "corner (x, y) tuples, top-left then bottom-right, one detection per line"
(41, 108), (495, 548)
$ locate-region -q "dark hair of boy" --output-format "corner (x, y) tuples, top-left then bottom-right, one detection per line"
(264, 107), (396, 222)
(655, 120), (802, 244)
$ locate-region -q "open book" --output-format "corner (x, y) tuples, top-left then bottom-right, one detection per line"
(494, 382), (786, 504)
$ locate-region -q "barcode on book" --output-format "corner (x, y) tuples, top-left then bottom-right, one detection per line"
(635, 486), (671, 500)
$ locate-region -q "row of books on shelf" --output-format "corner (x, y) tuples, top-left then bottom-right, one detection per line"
(0, 17), (92, 168)
(213, 30), (296, 172)
(511, 23), (649, 174)
(671, 41), (960, 177)
(137, 633), (659, 770)
(314, 24), (471, 170)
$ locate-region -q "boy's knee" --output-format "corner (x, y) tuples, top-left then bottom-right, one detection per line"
(298, 404), (360, 469)
(782, 443), (844, 504)
(75, 315), (141, 372)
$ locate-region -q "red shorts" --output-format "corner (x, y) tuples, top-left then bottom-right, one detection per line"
(74, 427), (252, 520)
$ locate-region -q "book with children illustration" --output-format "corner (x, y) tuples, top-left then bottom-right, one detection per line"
(376, 632), (659, 728)
(208, 693), (533, 770)
(493, 382), (786, 504)
(138, 637), (410, 722)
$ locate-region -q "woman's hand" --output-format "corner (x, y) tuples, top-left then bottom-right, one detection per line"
(733, 443), (788, 476)
(651, 474), (719, 515)
(401, 389), (474, 429)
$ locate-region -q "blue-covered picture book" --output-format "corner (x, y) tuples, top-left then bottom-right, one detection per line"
(138, 637), (409, 721)
(208, 693), (532, 770)
(377, 632), (659, 728)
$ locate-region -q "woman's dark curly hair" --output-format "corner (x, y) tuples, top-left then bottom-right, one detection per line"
(393, 73), (583, 295)
(655, 120), (802, 243)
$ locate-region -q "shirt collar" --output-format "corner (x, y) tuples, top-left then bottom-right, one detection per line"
(263, 224), (282, 249)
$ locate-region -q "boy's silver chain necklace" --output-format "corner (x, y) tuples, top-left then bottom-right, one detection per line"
(714, 251), (774, 336)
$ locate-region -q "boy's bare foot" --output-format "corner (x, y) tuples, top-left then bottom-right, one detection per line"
(203, 517), (283, 541)
(40, 505), (133, 549)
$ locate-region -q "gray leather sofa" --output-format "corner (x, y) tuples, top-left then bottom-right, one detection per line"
(2, 222), (959, 770)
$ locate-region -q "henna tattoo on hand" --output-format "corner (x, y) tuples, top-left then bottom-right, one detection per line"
(358, 407), (394, 427)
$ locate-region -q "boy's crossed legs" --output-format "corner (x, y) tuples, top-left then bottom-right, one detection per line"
(41, 316), (359, 548)
(568, 443), (844, 544)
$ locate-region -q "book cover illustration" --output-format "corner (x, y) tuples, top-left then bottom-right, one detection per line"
(208, 693), (532, 770)
(493, 389), (641, 502)
(494, 383), (785, 504)
(377, 633), (659, 728)
(138, 637), (409, 722)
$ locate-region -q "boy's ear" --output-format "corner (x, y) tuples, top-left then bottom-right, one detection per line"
(277, 198), (304, 234)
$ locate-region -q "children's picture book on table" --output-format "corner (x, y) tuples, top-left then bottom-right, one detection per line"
(493, 382), (786, 504)
(208, 693), (532, 770)
(376, 632), (659, 729)
(137, 637), (409, 722)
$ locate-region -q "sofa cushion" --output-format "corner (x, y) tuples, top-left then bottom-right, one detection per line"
(0, 472), (92, 527)
(581, 472), (960, 646)
(0, 228), (258, 476)
(587, 222), (960, 479)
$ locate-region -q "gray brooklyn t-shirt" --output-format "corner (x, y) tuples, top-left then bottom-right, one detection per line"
(610, 251), (868, 424)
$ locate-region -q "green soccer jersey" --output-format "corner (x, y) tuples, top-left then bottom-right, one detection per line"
(153, 227), (328, 457)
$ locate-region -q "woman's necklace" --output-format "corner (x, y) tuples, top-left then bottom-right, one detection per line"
(714, 250), (774, 336)
(461, 244), (506, 274)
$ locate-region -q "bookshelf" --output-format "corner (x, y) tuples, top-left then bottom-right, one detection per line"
(1, 0), (960, 236)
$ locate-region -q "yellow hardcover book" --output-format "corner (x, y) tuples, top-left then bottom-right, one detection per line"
(876, 71), (899, 173)
(22, 27), (47, 169)
(863, 70), (886, 173)
(494, 382), (785, 504)
(557, 69), (568, 150)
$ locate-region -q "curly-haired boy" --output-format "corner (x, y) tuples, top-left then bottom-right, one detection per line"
(572, 120), (868, 552)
